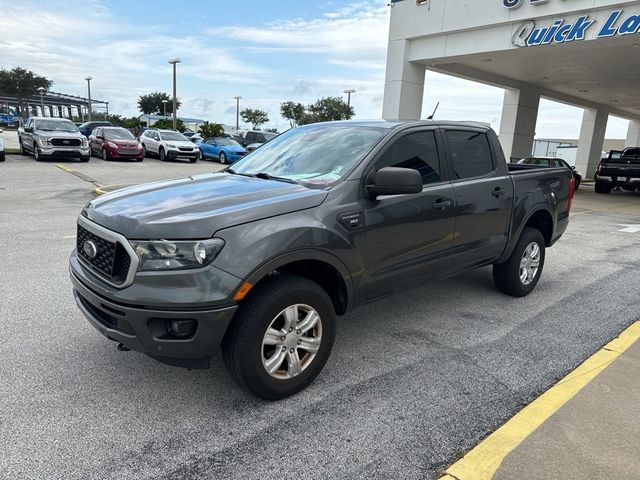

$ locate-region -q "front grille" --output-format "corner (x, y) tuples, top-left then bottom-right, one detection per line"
(178, 147), (194, 152)
(77, 225), (132, 285)
(118, 149), (139, 155)
(51, 138), (82, 147)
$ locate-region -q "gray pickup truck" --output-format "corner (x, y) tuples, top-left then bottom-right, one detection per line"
(70, 120), (574, 399)
(18, 117), (90, 161)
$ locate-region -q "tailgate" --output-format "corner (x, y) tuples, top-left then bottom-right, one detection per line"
(600, 162), (640, 179)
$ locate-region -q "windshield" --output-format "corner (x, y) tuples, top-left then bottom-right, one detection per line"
(216, 137), (240, 146)
(263, 132), (276, 141)
(104, 129), (134, 140)
(230, 124), (386, 188)
(160, 131), (188, 142)
(34, 120), (78, 132)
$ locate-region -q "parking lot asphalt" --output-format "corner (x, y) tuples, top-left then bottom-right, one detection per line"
(1, 154), (639, 480)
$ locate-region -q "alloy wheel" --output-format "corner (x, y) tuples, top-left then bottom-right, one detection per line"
(520, 242), (541, 285)
(261, 304), (323, 380)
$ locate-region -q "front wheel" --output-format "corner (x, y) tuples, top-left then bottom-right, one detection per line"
(222, 275), (336, 400)
(218, 152), (227, 164)
(102, 148), (109, 161)
(493, 227), (545, 297)
(34, 144), (42, 162)
(159, 147), (166, 161)
(19, 141), (30, 156)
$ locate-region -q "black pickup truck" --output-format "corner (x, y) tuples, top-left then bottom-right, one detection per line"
(595, 148), (640, 193)
(70, 120), (573, 399)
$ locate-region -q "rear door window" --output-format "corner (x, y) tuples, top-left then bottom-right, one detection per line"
(446, 130), (495, 180)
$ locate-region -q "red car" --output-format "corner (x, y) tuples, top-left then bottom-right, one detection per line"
(89, 127), (144, 161)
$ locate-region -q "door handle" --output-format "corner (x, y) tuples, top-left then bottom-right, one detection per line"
(492, 187), (505, 198)
(432, 199), (452, 212)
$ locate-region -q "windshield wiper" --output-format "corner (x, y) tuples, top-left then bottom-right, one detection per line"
(254, 172), (299, 184)
(227, 169), (299, 184)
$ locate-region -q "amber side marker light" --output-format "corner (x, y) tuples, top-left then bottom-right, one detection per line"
(233, 282), (253, 302)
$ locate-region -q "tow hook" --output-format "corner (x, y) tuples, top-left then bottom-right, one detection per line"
(117, 343), (130, 352)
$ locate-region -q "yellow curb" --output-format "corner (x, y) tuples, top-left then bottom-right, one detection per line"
(441, 321), (640, 480)
(55, 163), (75, 173)
(94, 184), (130, 196)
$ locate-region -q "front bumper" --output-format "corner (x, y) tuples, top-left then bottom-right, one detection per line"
(166, 148), (198, 159)
(71, 270), (237, 369)
(39, 146), (90, 158)
(108, 148), (144, 159)
(595, 175), (640, 185)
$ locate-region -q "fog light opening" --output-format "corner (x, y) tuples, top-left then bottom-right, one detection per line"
(167, 319), (197, 338)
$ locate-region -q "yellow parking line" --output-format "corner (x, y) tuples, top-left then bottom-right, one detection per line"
(441, 321), (640, 480)
(55, 163), (74, 173)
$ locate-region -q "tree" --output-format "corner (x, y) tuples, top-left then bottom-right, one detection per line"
(152, 118), (186, 132)
(109, 115), (144, 129)
(198, 121), (224, 139)
(0, 67), (52, 118)
(280, 101), (305, 128)
(137, 92), (181, 115)
(302, 96), (354, 125)
(240, 108), (269, 129)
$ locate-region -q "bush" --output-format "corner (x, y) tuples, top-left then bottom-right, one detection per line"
(198, 121), (224, 139)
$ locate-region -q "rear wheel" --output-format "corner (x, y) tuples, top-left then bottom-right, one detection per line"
(141, 144), (148, 158)
(219, 152), (227, 164)
(595, 181), (612, 194)
(493, 227), (545, 297)
(222, 275), (336, 400)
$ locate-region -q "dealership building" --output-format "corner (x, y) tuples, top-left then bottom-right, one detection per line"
(383, 0), (640, 176)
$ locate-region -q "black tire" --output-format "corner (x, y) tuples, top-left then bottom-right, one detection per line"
(136, 157), (144, 162)
(159, 147), (166, 161)
(222, 275), (336, 400)
(574, 178), (580, 190)
(19, 141), (30, 156)
(102, 148), (109, 161)
(80, 156), (90, 163)
(595, 181), (612, 194)
(34, 144), (42, 162)
(0, 152), (5, 162)
(493, 227), (546, 297)
(219, 151), (227, 164)
(141, 144), (148, 158)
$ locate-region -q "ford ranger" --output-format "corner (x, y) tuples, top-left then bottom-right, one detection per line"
(70, 120), (574, 399)
(19, 117), (90, 161)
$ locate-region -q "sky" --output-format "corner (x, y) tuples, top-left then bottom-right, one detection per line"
(0, 0), (629, 137)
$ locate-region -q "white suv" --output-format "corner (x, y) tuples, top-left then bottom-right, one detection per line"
(139, 129), (200, 162)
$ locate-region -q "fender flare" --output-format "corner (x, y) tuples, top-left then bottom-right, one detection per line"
(241, 248), (355, 312)
(498, 205), (555, 263)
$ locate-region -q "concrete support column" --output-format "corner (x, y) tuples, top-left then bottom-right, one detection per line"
(498, 88), (541, 161)
(626, 120), (640, 148)
(48, 105), (54, 117)
(382, 39), (426, 120)
(576, 108), (608, 178)
(67, 106), (73, 118)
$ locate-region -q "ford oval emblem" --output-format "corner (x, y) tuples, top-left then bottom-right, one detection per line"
(63, 140), (70, 144)
(83, 240), (98, 259)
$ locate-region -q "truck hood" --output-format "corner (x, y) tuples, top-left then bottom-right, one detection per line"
(84, 173), (328, 239)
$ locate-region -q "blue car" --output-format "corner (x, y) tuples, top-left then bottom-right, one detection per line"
(199, 136), (247, 164)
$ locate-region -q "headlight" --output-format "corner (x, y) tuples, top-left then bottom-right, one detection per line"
(81, 138), (88, 147)
(106, 141), (118, 148)
(129, 238), (225, 271)
(39, 137), (51, 147)
(166, 143), (176, 148)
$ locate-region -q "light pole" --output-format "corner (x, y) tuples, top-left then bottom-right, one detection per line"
(344, 89), (356, 109)
(162, 99), (169, 117)
(85, 76), (93, 121)
(38, 87), (46, 116)
(233, 96), (242, 131)
(105, 102), (109, 121)
(168, 58), (181, 130)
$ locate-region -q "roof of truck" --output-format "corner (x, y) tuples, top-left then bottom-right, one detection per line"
(314, 119), (492, 130)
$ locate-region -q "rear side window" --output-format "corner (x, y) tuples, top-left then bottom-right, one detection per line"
(376, 131), (441, 185)
(446, 130), (494, 180)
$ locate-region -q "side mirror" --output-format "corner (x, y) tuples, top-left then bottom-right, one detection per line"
(570, 165), (576, 170)
(366, 167), (423, 199)
(25, 126), (33, 133)
(97, 135), (103, 140)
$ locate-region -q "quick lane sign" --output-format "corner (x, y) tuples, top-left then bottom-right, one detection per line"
(512, 10), (640, 47)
